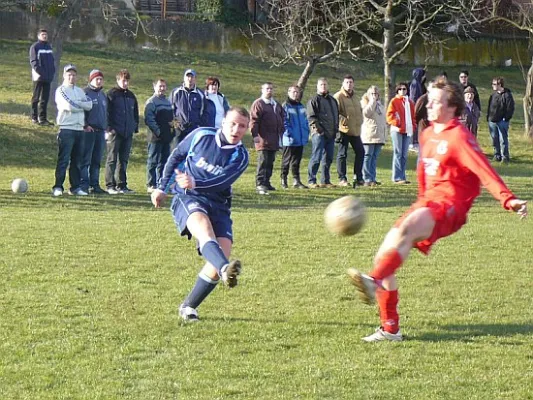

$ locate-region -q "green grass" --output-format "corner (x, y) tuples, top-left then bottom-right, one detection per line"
(1, 40), (533, 399)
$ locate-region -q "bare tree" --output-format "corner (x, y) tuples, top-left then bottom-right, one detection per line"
(247, 0), (482, 99)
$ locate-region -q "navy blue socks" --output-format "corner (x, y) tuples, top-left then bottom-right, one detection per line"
(200, 240), (229, 273)
(184, 272), (218, 309)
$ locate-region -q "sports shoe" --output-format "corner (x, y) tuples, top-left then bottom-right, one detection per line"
(119, 187), (135, 194)
(221, 260), (241, 288)
(31, 118), (39, 124)
(320, 183), (336, 188)
(493, 155), (502, 162)
(347, 268), (377, 305)
(256, 185), (269, 195)
(363, 327), (403, 342)
(266, 184), (276, 191)
(338, 180), (350, 187)
(69, 188), (88, 196)
(39, 119), (54, 126)
(308, 183), (320, 189)
(178, 304), (199, 322)
(293, 180), (308, 189)
(52, 188), (63, 197)
(89, 186), (107, 194)
(147, 186), (157, 193)
(107, 187), (120, 195)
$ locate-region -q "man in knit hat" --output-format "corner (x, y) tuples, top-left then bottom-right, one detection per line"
(81, 69), (107, 194)
(52, 64), (93, 197)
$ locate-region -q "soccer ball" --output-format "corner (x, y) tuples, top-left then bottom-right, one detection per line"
(11, 178), (29, 194)
(324, 195), (367, 236)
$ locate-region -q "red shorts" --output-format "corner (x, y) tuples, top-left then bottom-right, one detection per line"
(394, 198), (468, 255)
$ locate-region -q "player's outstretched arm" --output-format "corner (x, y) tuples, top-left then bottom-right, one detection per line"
(151, 189), (167, 208)
(508, 199), (528, 219)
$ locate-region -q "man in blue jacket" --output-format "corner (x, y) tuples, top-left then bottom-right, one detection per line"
(169, 69), (205, 144)
(281, 85), (309, 189)
(151, 107), (250, 322)
(105, 69), (139, 194)
(29, 29), (55, 126)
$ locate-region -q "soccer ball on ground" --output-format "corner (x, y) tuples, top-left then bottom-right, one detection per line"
(11, 178), (29, 194)
(324, 195), (367, 236)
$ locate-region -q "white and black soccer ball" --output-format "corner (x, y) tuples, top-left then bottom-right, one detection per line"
(11, 178), (29, 194)
(324, 195), (367, 236)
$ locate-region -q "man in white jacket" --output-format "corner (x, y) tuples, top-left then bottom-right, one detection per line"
(52, 64), (93, 196)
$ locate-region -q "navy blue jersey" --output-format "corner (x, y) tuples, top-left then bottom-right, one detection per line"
(159, 127), (249, 205)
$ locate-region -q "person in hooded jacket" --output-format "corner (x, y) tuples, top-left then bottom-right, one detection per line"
(408, 68), (426, 152)
(487, 76), (514, 163)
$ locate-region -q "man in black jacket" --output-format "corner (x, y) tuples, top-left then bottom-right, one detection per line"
(29, 29), (55, 125)
(105, 69), (139, 194)
(487, 76), (515, 163)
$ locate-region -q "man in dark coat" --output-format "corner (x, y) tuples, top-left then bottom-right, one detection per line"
(29, 29), (56, 125)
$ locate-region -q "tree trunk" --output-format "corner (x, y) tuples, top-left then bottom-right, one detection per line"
(50, 35), (64, 117)
(297, 58), (318, 96)
(524, 60), (533, 138)
(382, 0), (395, 103)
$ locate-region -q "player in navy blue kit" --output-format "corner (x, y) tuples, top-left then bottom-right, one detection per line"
(151, 107), (250, 322)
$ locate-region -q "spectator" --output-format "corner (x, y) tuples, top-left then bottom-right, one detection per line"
(281, 85), (309, 189)
(105, 69), (139, 194)
(408, 68), (426, 152)
(145, 78), (174, 193)
(169, 69), (205, 143)
(459, 70), (481, 110)
(202, 76), (230, 128)
(386, 82), (416, 184)
(487, 76), (515, 163)
(81, 69), (107, 194)
(307, 78), (339, 188)
(360, 86), (387, 187)
(52, 64), (92, 197)
(334, 75), (364, 187)
(29, 28), (55, 126)
(459, 86), (481, 137)
(250, 82), (285, 194)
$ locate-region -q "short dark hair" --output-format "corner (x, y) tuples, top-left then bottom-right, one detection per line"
(460, 70), (469, 76)
(227, 106), (250, 120)
(432, 77), (464, 117)
(343, 75), (354, 81)
(116, 69), (131, 81)
(38, 29), (47, 34)
(493, 76), (504, 87)
(395, 82), (408, 93)
(153, 78), (166, 86)
(205, 76), (221, 90)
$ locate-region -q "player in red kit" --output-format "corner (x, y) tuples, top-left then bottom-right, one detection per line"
(348, 78), (528, 342)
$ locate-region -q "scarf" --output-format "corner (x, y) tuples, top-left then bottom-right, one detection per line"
(404, 96), (413, 136)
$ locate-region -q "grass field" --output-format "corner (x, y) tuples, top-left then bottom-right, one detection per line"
(1, 39), (532, 399)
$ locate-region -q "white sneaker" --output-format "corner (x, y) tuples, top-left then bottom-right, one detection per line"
(347, 268), (377, 305)
(69, 189), (88, 196)
(52, 188), (63, 197)
(107, 188), (120, 195)
(363, 328), (403, 342)
(221, 260), (241, 288)
(178, 304), (199, 322)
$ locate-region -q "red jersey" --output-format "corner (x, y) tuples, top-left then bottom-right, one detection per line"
(418, 118), (515, 214)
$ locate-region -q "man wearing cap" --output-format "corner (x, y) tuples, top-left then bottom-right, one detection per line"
(52, 64), (93, 197)
(29, 28), (56, 125)
(81, 69), (107, 194)
(168, 69), (205, 143)
(105, 69), (139, 194)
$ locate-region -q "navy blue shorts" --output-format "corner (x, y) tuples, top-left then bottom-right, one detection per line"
(171, 194), (233, 242)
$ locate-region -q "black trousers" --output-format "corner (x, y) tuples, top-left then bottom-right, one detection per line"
(105, 133), (133, 189)
(336, 134), (365, 182)
(280, 146), (304, 180)
(31, 81), (51, 121)
(256, 150), (277, 186)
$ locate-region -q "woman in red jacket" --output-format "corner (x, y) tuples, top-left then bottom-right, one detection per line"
(386, 83), (416, 184)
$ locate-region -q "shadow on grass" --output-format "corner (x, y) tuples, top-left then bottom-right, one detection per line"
(0, 101), (31, 116)
(414, 322), (533, 342)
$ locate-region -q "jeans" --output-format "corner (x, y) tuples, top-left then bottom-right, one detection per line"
(336, 134), (365, 182)
(53, 129), (85, 191)
(256, 149), (277, 186)
(363, 144), (383, 183)
(488, 120), (510, 159)
(31, 81), (51, 121)
(105, 132), (133, 189)
(281, 146), (304, 180)
(80, 130), (105, 191)
(391, 131), (410, 182)
(308, 134), (335, 184)
(147, 141), (171, 188)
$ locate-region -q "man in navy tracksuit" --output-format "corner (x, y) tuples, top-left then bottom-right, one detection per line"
(105, 69), (139, 194)
(29, 29), (55, 125)
(151, 107), (250, 322)
(168, 69), (204, 143)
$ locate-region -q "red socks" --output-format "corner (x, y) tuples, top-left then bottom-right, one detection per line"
(370, 249), (403, 281)
(377, 288), (400, 334)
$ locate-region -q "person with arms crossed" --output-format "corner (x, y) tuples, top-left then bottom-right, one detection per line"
(151, 107), (250, 322)
(348, 78), (527, 342)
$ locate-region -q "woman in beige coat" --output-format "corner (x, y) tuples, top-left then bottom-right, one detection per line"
(361, 86), (387, 186)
